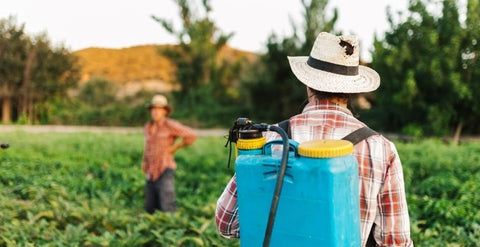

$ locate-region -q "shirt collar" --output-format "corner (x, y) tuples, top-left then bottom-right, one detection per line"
(302, 99), (353, 116)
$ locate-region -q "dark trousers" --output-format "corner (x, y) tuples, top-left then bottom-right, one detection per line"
(145, 168), (176, 213)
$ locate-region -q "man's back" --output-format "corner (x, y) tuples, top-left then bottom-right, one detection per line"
(265, 99), (413, 246)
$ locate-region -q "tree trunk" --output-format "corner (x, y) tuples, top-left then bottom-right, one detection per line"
(27, 95), (34, 124)
(2, 97), (12, 123)
(452, 121), (463, 146)
(1, 83), (13, 123)
(20, 45), (37, 122)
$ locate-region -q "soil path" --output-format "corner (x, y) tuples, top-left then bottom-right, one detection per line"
(2, 125), (480, 143)
(0, 125), (228, 137)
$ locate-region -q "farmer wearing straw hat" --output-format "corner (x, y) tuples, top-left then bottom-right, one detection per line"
(142, 94), (197, 213)
(216, 32), (413, 246)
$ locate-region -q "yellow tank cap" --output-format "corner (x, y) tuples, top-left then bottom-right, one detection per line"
(236, 137), (266, 150)
(298, 140), (354, 158)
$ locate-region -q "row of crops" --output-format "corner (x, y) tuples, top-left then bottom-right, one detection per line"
(1, 131), (479, 246)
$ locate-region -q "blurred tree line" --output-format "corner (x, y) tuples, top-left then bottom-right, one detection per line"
(241, 0), (338, 123)
(369, 0), (480, 144)
(0, 0), (479, 141)
(0, 16), (79, 124)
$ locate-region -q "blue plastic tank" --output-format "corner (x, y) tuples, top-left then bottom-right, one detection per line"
(235, 139), (361, 246)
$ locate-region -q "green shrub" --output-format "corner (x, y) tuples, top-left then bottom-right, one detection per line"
(397, 140), (480, 245)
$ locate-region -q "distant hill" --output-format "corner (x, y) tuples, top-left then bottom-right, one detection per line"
(74, 45), (175, 84)
(73, 44), (258, 96)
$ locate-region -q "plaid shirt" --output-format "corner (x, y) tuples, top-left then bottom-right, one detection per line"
(142, 118), (197, 181)
(215, 99), (413, 247)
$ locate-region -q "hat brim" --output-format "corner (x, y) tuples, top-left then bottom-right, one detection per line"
(146, 104), (173, 115)
(288, 56), (380, 93)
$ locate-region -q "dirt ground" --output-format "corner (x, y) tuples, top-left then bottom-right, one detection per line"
(0, 125), (227, 137)
(2, 125), (479, 143)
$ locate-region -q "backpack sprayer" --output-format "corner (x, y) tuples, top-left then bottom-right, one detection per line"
(226, 118), (291, 247)
(226, 118), (361, 247)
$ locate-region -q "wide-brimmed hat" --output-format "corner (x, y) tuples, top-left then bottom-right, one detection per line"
(288, 32), (380, 93)
(146, 94), (172, 115)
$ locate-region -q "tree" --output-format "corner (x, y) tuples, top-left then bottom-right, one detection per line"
(0, 16), (80, 124)
(30, 37), (79, 124)
(0, 16), (28, 123)
(151, 0), (254, 127)
(370, 0), (480, 141)
(241, 0), (338, 123)
(151, 0), (233, 102)
(77, 78), (116, 108)
(455, 0), (480, 142)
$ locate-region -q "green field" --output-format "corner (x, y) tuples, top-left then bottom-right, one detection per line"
(1, 131), (479, 246)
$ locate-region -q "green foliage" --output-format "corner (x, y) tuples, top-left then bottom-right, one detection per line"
(241, 35), (306, 123)
(77, 78), (117, 107)
(151, 0), (232, 94)
(0, 16), (29, 123)
(370, 0), (480, 136)
(2, 0), (480, 137)
(0, 16), (80, 124)
(0, 131), (238, 246)
(43, 80), (152, 127)
(402, 123), (424, 138)
(396, 139), (480, 245)
(151, 0), (251, 128)
(171, 83), (248, 128)
(240, 0), (338, 123)
(43, 77), (244, 128)
(1, 132), (480, 246)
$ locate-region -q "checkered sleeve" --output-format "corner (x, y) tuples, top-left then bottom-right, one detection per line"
(375, 143), (414, 247)
(215, 174), (240, 238)
(167, 119), (197, 145)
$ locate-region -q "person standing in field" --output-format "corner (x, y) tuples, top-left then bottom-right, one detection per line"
(142, 94), (197, 213)
(215, 32), (413, 246)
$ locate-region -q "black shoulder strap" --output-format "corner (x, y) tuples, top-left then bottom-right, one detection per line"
(365, 229), (376, 247)
(344, 126), (379, 247)
(342, 126), (378, 145)
(279, 119), (377, 145)
(278, 119), (291, 139)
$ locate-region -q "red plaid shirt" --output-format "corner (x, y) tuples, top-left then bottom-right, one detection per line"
(142, 118), (197, 181)
(215, 99), (413, 247)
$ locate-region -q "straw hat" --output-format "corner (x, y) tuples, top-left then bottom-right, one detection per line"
(288, 32), (380, 93)
(146, 94), (172, 115)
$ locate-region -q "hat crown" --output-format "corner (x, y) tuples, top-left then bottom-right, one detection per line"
(287, 32), (380, 93)
(151, 95), (168, 107)
(310, 32), (360, 67)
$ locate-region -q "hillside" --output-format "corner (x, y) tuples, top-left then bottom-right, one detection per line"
(73, 44), (258, 95)
(74, 45), (176, 84)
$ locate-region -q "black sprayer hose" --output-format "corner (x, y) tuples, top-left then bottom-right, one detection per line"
(256, 124), (290, 247)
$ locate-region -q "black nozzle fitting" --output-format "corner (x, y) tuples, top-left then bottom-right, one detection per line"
(1, 142), (9, 149)
(235, 118), (253, 127)
(239, 129), (263, 139)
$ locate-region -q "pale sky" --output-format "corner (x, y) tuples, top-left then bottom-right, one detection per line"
(0, 0), (409, 61)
